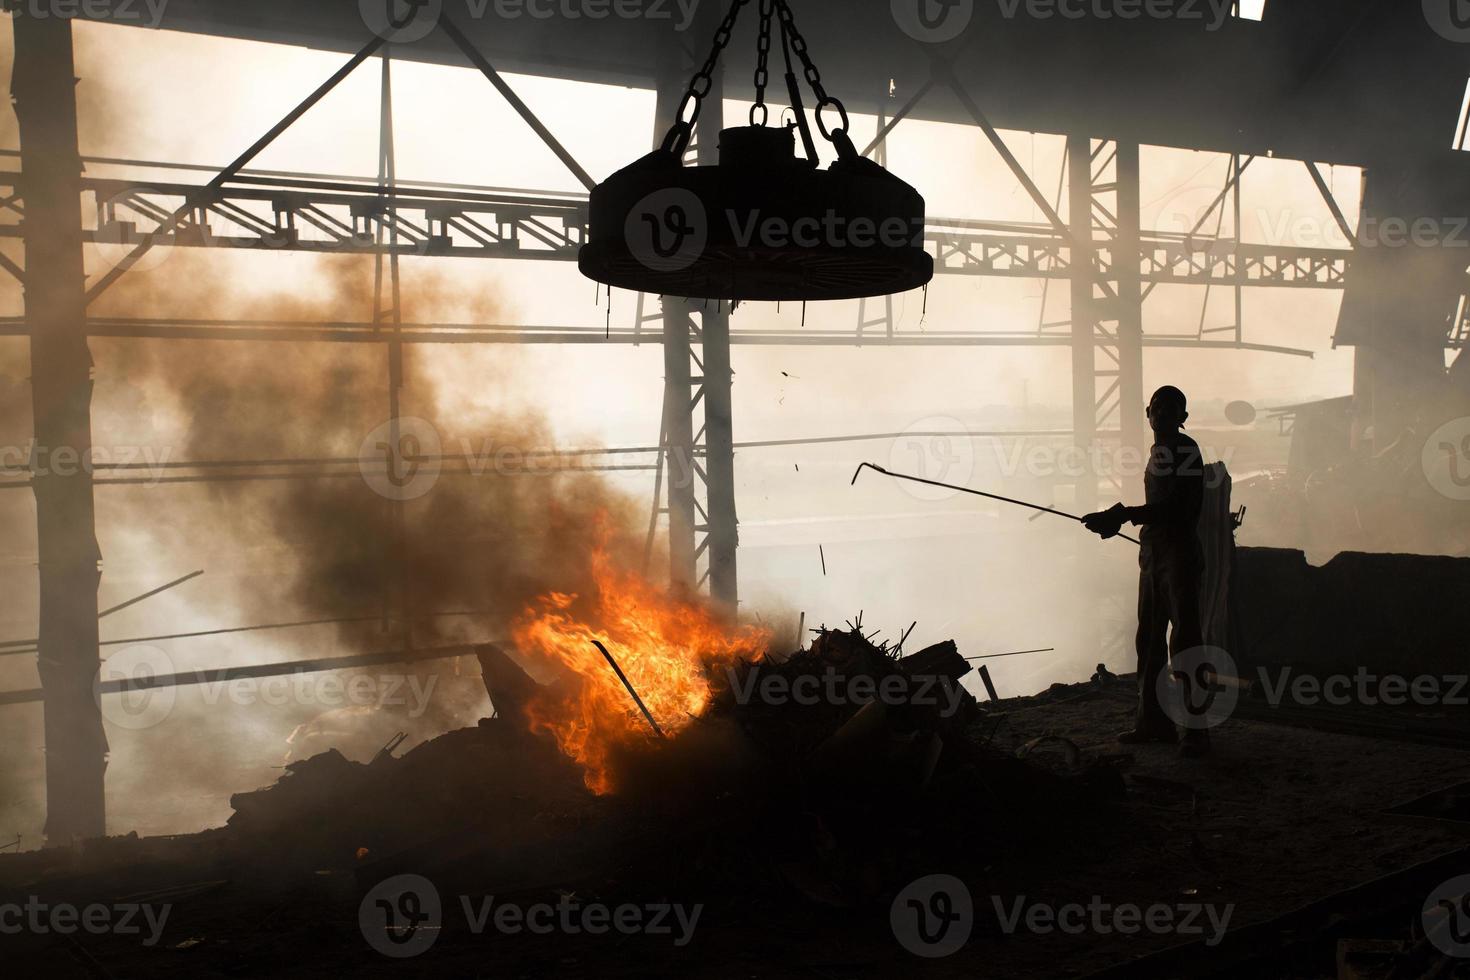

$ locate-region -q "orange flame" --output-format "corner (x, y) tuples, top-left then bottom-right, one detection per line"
(511, 541), (771, 794)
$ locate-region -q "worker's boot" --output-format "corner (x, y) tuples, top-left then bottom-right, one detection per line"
(1178, 728), (1211, 758)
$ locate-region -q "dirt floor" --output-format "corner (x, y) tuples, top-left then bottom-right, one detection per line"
(3, 677), (1469, 979)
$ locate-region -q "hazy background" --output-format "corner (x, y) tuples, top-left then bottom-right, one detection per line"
(0, 18), (1362, 844)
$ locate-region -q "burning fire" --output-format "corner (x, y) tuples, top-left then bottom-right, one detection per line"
(512, 539), (771, 794)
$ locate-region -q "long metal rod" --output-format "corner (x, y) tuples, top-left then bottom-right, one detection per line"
(0, 644), (480, 708)
(85, 33), (388, 302)
(13, 319), (1317, 354)
(437, 13), (597, 192)
(0, 569), (208, 651)
(0, 609), (490, 658)
(851, 462), (1141, 545)
(97, 569), (204, 619)
(591, 640), (665, 738)
(963, 647), (1056, 660)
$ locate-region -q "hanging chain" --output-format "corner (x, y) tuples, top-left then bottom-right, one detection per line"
(750, 0), (776, 126)
(773, 0), (849, 140)
(662, 0), (751, 154)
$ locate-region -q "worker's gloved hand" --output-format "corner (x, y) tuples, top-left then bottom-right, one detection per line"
(1082, 503), (1128, 539)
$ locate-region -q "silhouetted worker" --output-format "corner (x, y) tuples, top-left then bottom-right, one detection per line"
(1082, 385), (1209, 757)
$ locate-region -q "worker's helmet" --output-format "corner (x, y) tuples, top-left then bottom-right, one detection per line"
(1150, 386), (1188, 416)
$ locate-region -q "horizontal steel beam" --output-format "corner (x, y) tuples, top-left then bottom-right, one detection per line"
(0, 174), (1351, 289)
(0, 317), (1317, 356)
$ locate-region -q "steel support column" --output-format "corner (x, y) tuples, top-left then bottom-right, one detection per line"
(373, 50), (410, 646)
(660, 297), (699, 590)
(689, 29), (738, 609)
(1068, 135), (1144, 507)
(649, 17), (738, 610)
(653, 38), (699, 593)
(1115, 141), (1146, 484)
(700, 298), (738, 609)
(13, 12), (107, 841)
(1067, 135), (1099, 512)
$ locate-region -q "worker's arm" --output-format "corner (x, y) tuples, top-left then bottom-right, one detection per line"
(1083, 440), (1203, 539)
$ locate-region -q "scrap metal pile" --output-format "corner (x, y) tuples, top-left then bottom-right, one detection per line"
(223, 627), (1115, 905)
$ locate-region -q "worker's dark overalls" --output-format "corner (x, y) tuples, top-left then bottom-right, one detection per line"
(1128, 433), (1206, 736)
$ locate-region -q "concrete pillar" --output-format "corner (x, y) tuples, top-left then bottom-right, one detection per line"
(13, 11), (107, 842)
